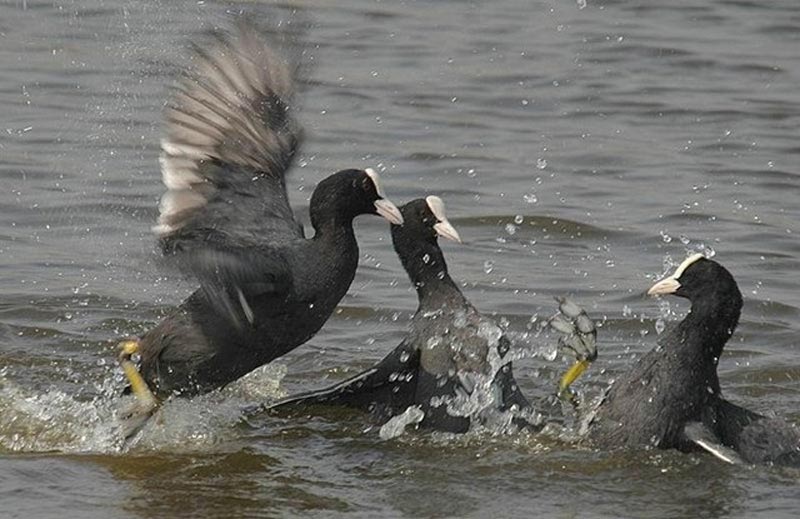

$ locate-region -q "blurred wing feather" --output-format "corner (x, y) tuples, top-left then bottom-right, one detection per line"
(155, 23), (304, 251)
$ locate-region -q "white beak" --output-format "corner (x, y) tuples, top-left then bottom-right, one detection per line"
(374, 198), (404, 225)
(433, 220), (462, 243)
(647, 277), (681, 296)
(425, 195), (462, 243)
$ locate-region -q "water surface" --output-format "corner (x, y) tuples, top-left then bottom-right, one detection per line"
(1, 0), (799, 517)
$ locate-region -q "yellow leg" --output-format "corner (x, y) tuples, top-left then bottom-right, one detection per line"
(558, 359), (591, 403)
(117, 339), (157, 411)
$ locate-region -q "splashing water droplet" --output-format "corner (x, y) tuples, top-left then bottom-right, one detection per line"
(655, 318), (666, 335)
(577, 0), (587, 9)
(483, 260), (494, 274)
(536, 158), (547, 170)
(523, 193), (538, 204)
(379, 406), (425, 440)
(505, 223), (517, 235)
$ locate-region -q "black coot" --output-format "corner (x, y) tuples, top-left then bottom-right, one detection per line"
(576, 254), (800, 465)
(117, 23), (403, 425)
(268, 197), (595, 435)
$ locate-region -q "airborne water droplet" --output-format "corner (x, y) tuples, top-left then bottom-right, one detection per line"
(483, 260), (494, 274)
(655, 318), (666, 335)
(523, 193), (538, 204)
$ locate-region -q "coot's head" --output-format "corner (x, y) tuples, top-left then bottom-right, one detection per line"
(647, 254), (739, 301)
(391, 196), (461, 291)
(647, 254), (744, 365)
(648, 254), (744, 335)
(391, 196), (462, 245)
(310, 168), (403, 228)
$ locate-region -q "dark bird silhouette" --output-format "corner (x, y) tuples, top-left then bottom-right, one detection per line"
(266, 197), (596, 436)
(117, 23), (403, 432)
(574, 254), (800, 465)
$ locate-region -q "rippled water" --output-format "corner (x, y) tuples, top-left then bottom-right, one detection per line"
(2, 0), (799, 517)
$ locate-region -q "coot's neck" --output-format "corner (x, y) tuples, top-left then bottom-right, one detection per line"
(311, 216), (356, 242)
(676, 286), (743, 365)
(393, 233), (463, 308)
(310, 201), (358, 245)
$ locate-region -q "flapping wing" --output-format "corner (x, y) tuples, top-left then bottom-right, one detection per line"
(155, 22), (304, 252)
(176, 242), (294, 328)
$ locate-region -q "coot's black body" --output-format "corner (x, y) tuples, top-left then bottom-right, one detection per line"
(270, 198), (592, 432)
(126, 24), (403, 398)
(585, 254), (800, 465)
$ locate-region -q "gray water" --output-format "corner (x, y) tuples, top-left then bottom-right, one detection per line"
(1, 0), (799, 517)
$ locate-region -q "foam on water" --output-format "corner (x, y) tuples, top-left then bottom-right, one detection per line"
(0, 377), (125, 453)
(0, 363), (288, 454)
(379, 405), (425, 440)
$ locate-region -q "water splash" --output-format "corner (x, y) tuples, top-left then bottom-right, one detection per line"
(0, 363), (288, 454)
(0, 379), (125, 453)
(430, 320), (530, 434)
(379, 405), (424, 440)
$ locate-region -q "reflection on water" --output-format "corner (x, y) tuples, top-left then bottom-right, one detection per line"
(1, 0), (800, 517)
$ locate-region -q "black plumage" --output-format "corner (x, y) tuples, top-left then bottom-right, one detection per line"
(119, 23), (403, 402)
(582, 254), (800, 465)
(269, 197), (594, 434)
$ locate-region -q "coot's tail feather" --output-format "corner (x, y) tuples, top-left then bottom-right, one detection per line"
(708, 397), (800, 466)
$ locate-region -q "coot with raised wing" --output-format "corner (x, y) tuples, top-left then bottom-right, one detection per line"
(117, 23), (403, 427)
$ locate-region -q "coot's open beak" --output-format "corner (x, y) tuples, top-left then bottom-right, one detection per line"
(374, 198), (404, 225)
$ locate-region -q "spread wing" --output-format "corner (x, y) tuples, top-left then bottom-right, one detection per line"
(155, 22), (304, 256)
(153, 23), (305, 325)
